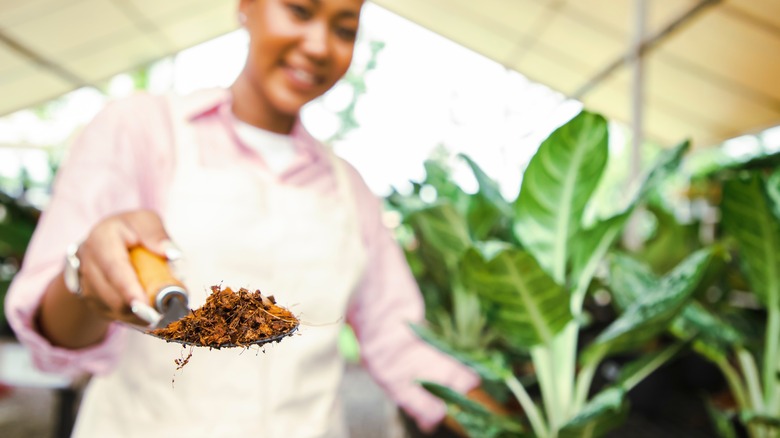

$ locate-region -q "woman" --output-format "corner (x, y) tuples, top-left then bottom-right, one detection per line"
(5, 0), (484, 436)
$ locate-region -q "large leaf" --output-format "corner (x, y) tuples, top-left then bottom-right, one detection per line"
(607, 252), (659, 311)
(670, 303), (744, 357)
(422, 159), (467, 205)
(461, 154), (514, 240)
(568, 140), (689, 308)
(559, 387), (629, 438)
(421, 381), (526, 438)
(583, 248), (714, 363)
(721, 173), (780, 307)
(514, 110), (609, 282)
(460, 247), (572, 347)
(610, 252), (742, 360)
(460, 154), (513, 217)
(632, 140), (690, 202)
(406, 203), (472, 299)
(569, 211), (632, 312)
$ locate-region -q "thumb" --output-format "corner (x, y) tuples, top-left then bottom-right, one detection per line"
(124, 210), (181, 260)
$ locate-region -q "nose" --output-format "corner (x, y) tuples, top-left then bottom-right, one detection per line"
(300, 21), (329, 63)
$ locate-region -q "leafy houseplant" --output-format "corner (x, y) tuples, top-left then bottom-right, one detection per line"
(0, 189), (40, 333)
(398, 110), (718, 437)
(667, 155), (780, 438)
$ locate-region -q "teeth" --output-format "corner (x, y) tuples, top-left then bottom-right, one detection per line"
(291, 68), (316, 85)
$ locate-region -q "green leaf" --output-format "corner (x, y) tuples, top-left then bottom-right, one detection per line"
(583, 248), (714, 363)
(569, 140), (689, 310)
(610, 252), (742, 358)
(0, 221), (35, 256)
(407, 203), (471, 269)
(406, 203), (472, 299)
(514, 110), (609, 282)
(460, 247), (572, 347)
(633, 140), (690, 202)
(461, 154), (513, 214)
(559, 387), (629, 438)
(421, 381), (526, 438)
(614, 341), (688, 391)
(704, 400), (738, 438)
(670, 302), (744, 356)
(721, 173), (780, 307)
(740, 411), (780, 428)
(569, 211), (633, 311)
(459, 154), (514, 242)
(607, 252), (659, 311)
(467, 194), (505, 242)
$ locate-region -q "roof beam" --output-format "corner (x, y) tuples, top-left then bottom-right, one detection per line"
(0, 29), (86, 88)
(571, 0), (721, 100)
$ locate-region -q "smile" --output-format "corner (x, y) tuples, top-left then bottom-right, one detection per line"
(285, 65), (323, 89)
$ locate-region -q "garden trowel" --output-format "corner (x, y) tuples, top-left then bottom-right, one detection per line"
(128, 246), (190, 329)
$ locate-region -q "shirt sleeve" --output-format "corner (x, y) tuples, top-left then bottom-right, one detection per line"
(343, 165), (480, 434)
(4, 93), (170, 378)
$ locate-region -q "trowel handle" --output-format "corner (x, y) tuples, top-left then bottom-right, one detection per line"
(129, 246), (187, 310)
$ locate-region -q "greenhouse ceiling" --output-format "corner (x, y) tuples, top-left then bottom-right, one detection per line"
(0, 0), (778, 149)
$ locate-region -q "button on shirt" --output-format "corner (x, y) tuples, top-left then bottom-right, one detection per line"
(5, 88), (479, 432)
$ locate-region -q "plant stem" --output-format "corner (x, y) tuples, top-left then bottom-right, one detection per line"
(505, 373), (550, 438)
(622, 341), (686, 391)
(738, 348), (765, 413)
(532, 345), (561, 432)
(574, 361), (598, 411)
(715, 356), (749, 410)
(573, 346), (606, 411)
(765, 305), (780, 411)
(553, 322), (577, 419)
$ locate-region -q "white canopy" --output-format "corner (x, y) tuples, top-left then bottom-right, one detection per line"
(1, 0), (778, 149)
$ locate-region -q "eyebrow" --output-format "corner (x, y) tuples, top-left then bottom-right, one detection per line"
(306, 0), (360, 19)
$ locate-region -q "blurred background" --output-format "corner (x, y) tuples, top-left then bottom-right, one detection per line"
(1, 0), (779, 437)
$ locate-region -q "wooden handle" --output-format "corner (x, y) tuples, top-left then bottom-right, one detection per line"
(129, 246), (186, 309)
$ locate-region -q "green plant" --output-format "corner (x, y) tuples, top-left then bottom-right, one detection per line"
(401, 110), (717, 437)
(699, 166), (780, 437)
(0, 189), (40, 331)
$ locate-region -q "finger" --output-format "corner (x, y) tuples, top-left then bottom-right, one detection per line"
(78, 254), (129, 318)
(123, 210), (174, 258)
(83, 221), (148, 307)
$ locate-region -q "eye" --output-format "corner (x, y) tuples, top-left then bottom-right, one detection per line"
(287, 3), (312, 20)
(335, 26), (357, 42)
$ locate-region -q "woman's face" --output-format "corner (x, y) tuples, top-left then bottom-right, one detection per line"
(238, 0), (363, 121)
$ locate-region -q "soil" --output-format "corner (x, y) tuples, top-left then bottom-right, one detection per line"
(150, 285), (299, 349)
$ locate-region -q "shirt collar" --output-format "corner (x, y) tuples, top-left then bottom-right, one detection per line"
(178, 87), (325, 167)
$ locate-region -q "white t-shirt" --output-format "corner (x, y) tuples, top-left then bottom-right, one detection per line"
(232, 117), (297, 174)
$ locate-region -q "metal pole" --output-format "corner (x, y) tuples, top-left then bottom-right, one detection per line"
(623, 0), (647, 251)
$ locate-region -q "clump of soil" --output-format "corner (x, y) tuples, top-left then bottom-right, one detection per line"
(150, 285), (299, 349)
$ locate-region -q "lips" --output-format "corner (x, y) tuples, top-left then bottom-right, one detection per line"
(283, 64), (323, 92)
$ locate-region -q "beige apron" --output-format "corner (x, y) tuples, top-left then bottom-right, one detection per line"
(71, 95), (365, 437)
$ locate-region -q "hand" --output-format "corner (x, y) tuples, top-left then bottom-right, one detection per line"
(76, 209), (173, 325)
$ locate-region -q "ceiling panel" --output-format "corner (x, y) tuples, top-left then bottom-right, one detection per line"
(0, 0), (58, 27)
(727, 0), (780, 29)
(64, 33), (167, 83)
(6, 0), (135, 59)
(0, 46), (28, 79)
(0, 0), (778, 150)
(0, 67), (71, 115)
(159, 1), (238, 50)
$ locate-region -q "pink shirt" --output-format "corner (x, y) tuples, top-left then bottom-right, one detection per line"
(5, 89), (478, 432)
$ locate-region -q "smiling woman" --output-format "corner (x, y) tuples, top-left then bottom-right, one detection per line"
(232, 0), (363, 133)
(4, 0), (490, 436)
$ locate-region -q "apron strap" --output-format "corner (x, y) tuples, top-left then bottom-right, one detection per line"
(165, 93), (199, 170)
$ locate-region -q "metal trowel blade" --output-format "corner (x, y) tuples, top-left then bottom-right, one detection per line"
(157, 296), (190, 329)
